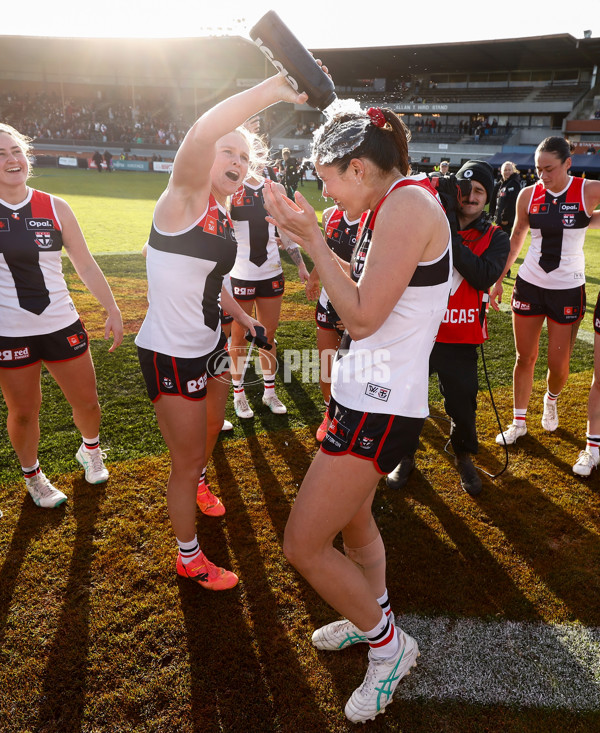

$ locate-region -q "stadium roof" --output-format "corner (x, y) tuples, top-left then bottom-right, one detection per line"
(0, 32), (598, 86)
(312, 34), (600, 80)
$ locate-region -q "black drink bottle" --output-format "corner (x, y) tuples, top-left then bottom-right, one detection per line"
(249, 10), (337, 111)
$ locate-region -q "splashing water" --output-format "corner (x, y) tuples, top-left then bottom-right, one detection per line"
(311, 98), (370, 165)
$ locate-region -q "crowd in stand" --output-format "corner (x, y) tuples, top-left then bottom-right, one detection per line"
(0, 89), (591, 152)
(0, 91), (189, 146)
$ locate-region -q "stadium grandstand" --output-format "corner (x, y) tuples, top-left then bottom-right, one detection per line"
(1, 32), (599, 176)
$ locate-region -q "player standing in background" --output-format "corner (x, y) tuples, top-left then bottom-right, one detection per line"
(229, 167), (309, 419)
(0, 123), (123, 508)
(492, 137), (600, 446)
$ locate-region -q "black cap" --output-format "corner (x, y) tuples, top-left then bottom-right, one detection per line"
(456, 160), (495, 203)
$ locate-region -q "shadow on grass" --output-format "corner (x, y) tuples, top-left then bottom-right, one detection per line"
(386, 469), (544, 622)
(35, 478), (107, 732)
(178, 442), (331, 732)
(477, 446), (600, 626)
(0, 496), (66, 650)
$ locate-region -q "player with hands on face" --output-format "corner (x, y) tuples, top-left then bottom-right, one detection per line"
(263, 101), (452, 723)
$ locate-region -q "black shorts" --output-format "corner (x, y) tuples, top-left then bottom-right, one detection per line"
(137, 331), (229, 402)
(511, 276), (586, 324)
(0, 319), (89, 369)
(230, 274), (285, 301)
(320, 398), (425, 474)
(594, 291), (600, 335)
(315, 300), (336, 331)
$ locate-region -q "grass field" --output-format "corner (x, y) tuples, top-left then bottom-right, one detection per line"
(1, 169), (600, 732)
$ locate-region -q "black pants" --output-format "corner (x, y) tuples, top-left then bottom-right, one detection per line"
(429, 341), (479, 454)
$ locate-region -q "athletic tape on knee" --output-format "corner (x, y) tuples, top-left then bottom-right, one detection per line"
(343, 534), (386, 598)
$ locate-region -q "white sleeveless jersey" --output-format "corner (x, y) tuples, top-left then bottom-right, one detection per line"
(518, 177), (591, 289)
(331, 177), (452, 418)
(0, 188), (78, 337)
(135, 195), (237, 358)
(229, 181), (282, 281)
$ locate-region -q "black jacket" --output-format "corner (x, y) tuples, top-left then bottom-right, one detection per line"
(453, 212), (510, 291)
(490, 172), (521, 230)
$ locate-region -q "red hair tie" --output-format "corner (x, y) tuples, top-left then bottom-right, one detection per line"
(367, 107), (393, 131)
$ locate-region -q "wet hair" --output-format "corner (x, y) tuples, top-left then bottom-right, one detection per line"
(311, 100), (411, 176)
(0, 123), (34, 170)
(536, 136), (574, 164)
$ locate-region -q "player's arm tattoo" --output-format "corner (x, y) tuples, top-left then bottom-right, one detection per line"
(286, 245), (304, 268)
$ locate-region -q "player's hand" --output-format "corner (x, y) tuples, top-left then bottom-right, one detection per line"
(297, 262), (310, 284)
(490, 282), (503, 312)
(105, 309), (124, 352)
(240, 314), (264, 338)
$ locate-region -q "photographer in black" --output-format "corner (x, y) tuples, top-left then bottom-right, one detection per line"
(387, 160), (510, 495)
(489, 160), (522, 235)
(280, 147), (301, 198)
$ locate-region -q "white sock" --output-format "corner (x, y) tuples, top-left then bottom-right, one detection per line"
(364, 610), (398, 659)
(513, 409), (527, 425)
(177, 536), (202, 566)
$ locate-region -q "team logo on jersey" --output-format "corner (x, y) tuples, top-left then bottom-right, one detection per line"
(11, 212), (20, 220)
(162, 377), (174, 390)
(530, 204), (549, 214)
(562, 214), (575, 227)
(26, 218), (55, 230)
(35, 233), (53, 249)
(0, 347), (30, 361)
(0, 218), (9, 231)
(365, 383), (390, 402)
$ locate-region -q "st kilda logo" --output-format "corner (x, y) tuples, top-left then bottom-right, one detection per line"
(35, 233), (53, 249)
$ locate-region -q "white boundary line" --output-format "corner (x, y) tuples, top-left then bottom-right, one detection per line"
(394, 613), (600, 710)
